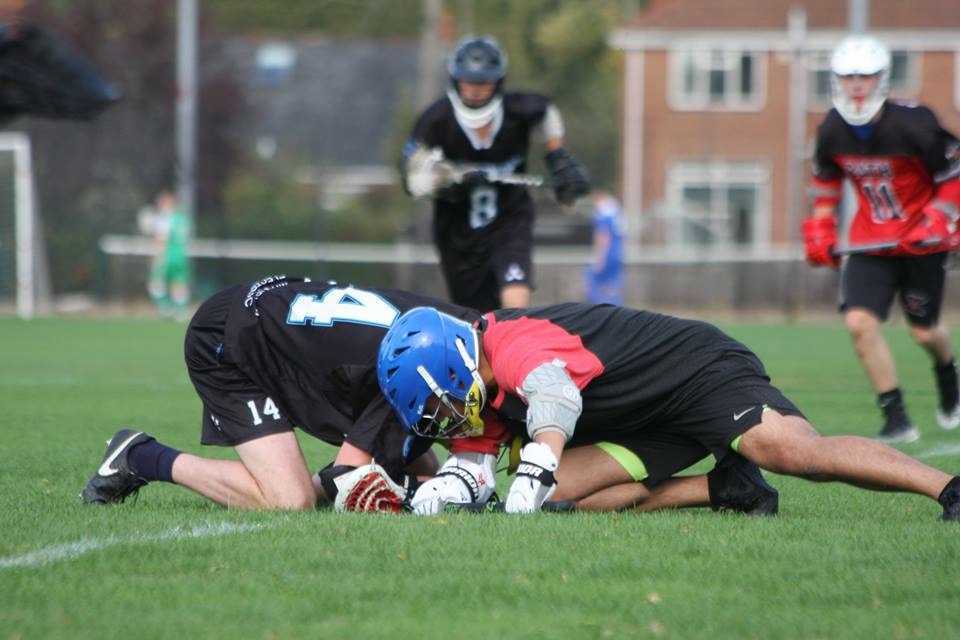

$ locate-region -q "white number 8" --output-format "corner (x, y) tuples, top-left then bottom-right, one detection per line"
(469, 186), (498, 229)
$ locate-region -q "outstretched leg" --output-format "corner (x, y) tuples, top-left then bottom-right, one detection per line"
(737, 408), (952, 499)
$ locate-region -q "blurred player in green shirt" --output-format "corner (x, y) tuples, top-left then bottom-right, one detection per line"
(147, 190), (191, 318)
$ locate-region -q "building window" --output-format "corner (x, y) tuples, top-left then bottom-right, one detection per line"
(808, 50), (918, 109)
(666, 163), (770, 247)
(669, 49), (765, 111)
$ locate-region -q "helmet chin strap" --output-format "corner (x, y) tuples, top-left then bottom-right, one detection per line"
(447, 89), (503, 130)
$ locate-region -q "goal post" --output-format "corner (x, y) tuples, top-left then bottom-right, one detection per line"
(0, 132), (41, 319)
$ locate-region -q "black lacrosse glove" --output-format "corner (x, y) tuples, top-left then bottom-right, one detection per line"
(544, 148), (590, 205)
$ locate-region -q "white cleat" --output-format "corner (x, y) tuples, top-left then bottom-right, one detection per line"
(936, 405), (960, 430)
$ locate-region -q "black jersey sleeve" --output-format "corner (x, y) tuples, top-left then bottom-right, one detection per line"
(408, 97), (449, 147)
(906, 105), (960, 180)
(812, 112), (844, 182)
(502, 92), (551, 128)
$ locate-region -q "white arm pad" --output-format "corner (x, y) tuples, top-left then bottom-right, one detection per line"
(534, 104), (565, 142)
(521, 362), (582, 441)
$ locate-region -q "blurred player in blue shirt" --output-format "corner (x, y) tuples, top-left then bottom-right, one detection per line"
(585, 190), (624, 304)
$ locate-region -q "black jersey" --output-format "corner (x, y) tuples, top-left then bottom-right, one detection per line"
(478, 303), (760, 440)
(408, 92), (551, 249)
(812, 102), (960, 247)
(222, 276), (477, 468)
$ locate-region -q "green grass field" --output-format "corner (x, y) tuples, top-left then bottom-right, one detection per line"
(2, 316), (959, 639)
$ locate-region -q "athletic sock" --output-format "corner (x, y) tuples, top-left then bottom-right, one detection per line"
(128, 440), (181, 483)
(877, 388), (909, 422)
(938, 476), (960, 506)
(935, 359), (959, 412)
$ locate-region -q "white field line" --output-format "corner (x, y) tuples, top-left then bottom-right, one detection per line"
(0, 521), (266, 570)
(915, 442), (960, 459)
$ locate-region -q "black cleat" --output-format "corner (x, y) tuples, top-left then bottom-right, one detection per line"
(938, 476), (960, 522)
(80, 429), (152, 504)
(875, 417), (919, 444)
(708, 453), (779, 516)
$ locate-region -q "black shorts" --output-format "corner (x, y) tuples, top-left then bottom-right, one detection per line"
(599, 354), (804, 486)
(839, 252), (948, 327)
(436, 216), (534, 312)
(184, 287), (295, 447)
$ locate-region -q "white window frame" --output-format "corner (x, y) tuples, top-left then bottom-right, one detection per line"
(665, 161), (771, 247)
(955, 50), (960, 112)
(807, 49), (921, 112)
(668, 46), (767, 112)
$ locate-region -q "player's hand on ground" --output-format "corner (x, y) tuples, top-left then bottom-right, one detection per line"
(802, 216), (840, 268)
(332, 464), (407, 513)
(409, 475), (474, 515)
(544, 148), (590, 205)
(410, 453), (497, 515)
(505, 442), (558, 514)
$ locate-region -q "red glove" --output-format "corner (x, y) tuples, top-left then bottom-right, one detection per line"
(898, 205), (958, 255)
(802, 216), (840, 268)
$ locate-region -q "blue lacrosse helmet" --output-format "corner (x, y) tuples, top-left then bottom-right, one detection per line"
(377, 307), (486, 439)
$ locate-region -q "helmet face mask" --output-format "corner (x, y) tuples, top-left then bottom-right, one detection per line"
(446, 35), (507, 129)
(377, 307), (488, 438)
(415, 377), (486, 439)
(830, 35), (890, 126)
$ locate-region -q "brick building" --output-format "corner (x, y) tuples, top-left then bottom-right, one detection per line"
(611, 0), (960, 252)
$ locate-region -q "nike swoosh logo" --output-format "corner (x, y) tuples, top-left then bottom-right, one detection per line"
(98, 432), (142, 476)
(733, 407), (757, 422)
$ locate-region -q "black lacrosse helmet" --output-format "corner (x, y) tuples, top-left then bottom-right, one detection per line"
(447, 35), (507, 90)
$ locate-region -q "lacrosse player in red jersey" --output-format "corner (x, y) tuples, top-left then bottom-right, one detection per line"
(804, 35), (960, 443)
(377, 305), (960, 520)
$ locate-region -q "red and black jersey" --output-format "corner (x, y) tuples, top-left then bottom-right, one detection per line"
(811, 102), (960, 253)
(222, 276), (478, 469)
(457, 303), (760, 447)
(408, 92), (551, 251)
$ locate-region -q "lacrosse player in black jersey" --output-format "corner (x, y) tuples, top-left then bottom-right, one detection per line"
(401, 36), (590, 312)
(80, 276), (476, 511)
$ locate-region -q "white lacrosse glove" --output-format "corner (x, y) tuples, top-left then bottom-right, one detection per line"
(405, 145), (456, 198)
(410, 452), (497, 516)
(505, 442), (558, 514)
(332, 464), (408, 514)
